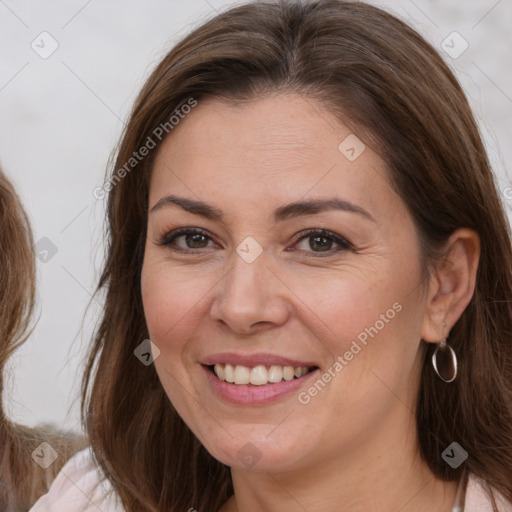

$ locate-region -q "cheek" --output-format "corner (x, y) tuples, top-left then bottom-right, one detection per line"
(141, 258), (212, 342)
(287, 263), (394, 348)
(287, 265), (423, 431)
(288, 253), (424, 378)
(140, 259), (211, 414)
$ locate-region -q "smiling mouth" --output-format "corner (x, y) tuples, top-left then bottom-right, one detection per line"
(207, 363), (319, 386)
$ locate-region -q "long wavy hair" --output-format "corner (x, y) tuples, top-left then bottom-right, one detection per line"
(82, 1), (512, 510)
(0, 167), (85, 511)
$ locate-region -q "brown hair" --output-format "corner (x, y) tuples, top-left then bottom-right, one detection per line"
(0, 167), (86, 510)
(82, 1), (512, 510)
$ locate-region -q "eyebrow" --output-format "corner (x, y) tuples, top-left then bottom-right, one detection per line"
(150, 194), (375, 223)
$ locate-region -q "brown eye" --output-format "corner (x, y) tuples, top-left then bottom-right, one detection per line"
(293, 229), (354, 255)
(156, 228), (216, 251)
(184, 232), (209, 248)
(307, 234), (333, 252)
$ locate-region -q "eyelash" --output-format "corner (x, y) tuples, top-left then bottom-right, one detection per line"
(155, 227), (355, 257)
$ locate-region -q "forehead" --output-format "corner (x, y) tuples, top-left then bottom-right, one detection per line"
(149, 93), (394, 218)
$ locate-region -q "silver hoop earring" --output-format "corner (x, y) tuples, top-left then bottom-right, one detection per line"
(432, 339), (458, 383)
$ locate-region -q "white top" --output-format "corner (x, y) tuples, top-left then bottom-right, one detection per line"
(30, 448), (512, 512)
(30, 448), (123, 512)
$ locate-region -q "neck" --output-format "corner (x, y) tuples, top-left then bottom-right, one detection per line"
(221, 414), (458, 512)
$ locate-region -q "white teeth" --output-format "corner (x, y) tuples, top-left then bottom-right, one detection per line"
(234, 364), (251, 384)
(268, 365), (283, 383)
(234, 365), (250, 384)
(283, 366), (294, 381)
(212, 363), (312, 385)
(249, 365), (268, 386)
(224, 363), (235, 383)
(214, 364), (225, 381)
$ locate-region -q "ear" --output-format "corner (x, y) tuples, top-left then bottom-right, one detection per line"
(421, 228), (480, 342)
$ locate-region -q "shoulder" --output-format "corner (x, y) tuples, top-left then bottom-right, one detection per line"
(29, 447), (124, 512)
(464, 473), (512, 512)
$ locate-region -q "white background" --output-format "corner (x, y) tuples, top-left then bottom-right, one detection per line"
(1, 0), (511, 434)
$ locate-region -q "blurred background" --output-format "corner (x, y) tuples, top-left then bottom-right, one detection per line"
(1, 0), (511, 435)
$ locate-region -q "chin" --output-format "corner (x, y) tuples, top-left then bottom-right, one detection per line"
(199, 425), (311, 472)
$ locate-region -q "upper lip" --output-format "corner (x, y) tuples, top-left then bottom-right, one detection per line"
(201, 352), (319, 368)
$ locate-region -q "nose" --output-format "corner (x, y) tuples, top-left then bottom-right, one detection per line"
(209, 250), (290, 335)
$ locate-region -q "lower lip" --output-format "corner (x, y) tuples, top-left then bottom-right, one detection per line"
(202, 365), (320, 405)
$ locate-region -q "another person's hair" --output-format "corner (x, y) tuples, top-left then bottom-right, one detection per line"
(0, 167), (85, 511)
(82, 1), (512, 511)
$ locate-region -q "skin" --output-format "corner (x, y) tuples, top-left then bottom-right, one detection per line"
(141, 93), (480, 512)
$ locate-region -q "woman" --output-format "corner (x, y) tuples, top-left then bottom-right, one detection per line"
(0, 167), (85, 511)
(32, 0), (512, 511)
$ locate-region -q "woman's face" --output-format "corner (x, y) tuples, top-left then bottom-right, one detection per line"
(141, 93), (431, 472)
